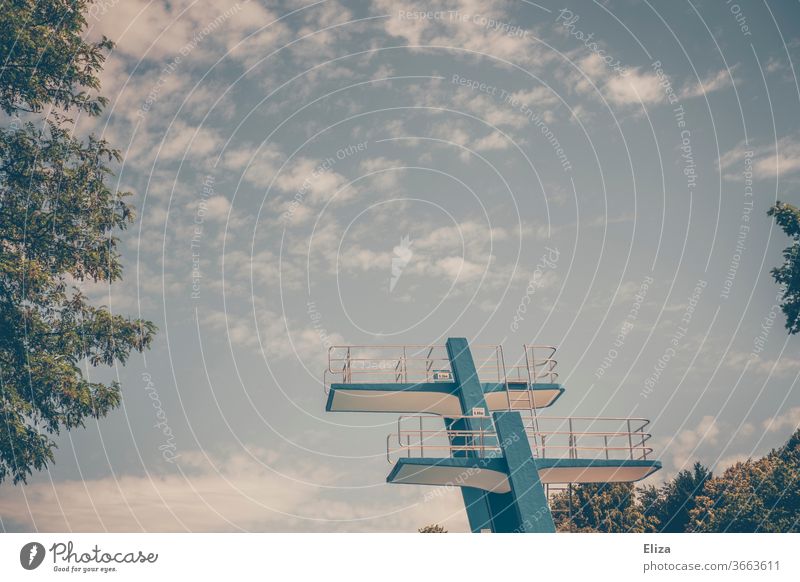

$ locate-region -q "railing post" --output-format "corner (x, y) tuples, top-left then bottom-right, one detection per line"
(419, 416), (423, 458)
(627, 419), (634, 460)
(604, 435), (609, 460)
(568, 418), (575, 459)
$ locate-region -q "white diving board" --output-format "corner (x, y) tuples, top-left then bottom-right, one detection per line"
(326, 382), (563, 414)
(387, 457), (661, 492)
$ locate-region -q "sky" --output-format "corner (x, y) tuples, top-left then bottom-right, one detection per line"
(2, 0), (800, 532)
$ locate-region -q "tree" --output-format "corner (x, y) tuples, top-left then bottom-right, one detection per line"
(689, 429), (800, 532)
(0, 0), (155, 484)
(641, 462), (712, 532)
(418, 524), (447, 533)
(767, 201), (800, 334)
(550, 482), (657, 533)
(0, 0), (112, 117)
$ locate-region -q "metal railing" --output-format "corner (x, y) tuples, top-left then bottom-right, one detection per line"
(386, 414), (653, 463)
(324, 343), (560, 396)
(386, 414), (500, 462)
(524, 345), (559, 383)
(519, 413), (652, 461)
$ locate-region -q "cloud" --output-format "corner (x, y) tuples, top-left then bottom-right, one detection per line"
(433, 256), (488, 282)
(156, 120), (224, 162)
(204, 196), (232, 220)
(201, 307), (345, 365)
(726, 352), (800, 376)
(89, 0), (285, 64)
(660, 415), (720, 473)
(762, 406), (800, 434)
(0, 448), (469, 532)
(372, 0), (555, 69)
(603, 68), (664, 105)
(719, 136), (800, 180)
(562, 54), (663, 107)
(680, 68), (736, 99)
(274, 158), (355, 206)
(753, 137), (800, 179)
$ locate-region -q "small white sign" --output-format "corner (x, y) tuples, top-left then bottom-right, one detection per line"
(432, 370), (452, 381)
(471, 407), (487, 417)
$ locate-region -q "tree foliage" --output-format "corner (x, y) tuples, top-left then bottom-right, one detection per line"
(689, 430), (800, 532)
(0, 0), (112, 116)
(0, 0), (155, 484)
(550, 482), (657, 533)
(418, 524), (447, 533)
(767, 201), (800, 334)
(550, 430), (799, 533)
(641, 462), (712, 533)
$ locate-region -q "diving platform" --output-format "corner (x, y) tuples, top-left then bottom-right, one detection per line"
(386, 412), (659, 489)
(387, 457), (661, 492)
(324, 343), (563, 413)
(326, 381), (563, 414)
(323, 338), (661, 533)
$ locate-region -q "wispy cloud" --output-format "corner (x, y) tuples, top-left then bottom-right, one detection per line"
(0, 448), (468, 532)
(719, 136), (800, 180)
(680, 67), (736, 99)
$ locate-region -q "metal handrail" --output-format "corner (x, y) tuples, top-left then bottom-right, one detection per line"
(326, 343), (559, 388)
(523, 344), (559, 383)
(386, 414), (654, 463)
(327, 344), (509, 385)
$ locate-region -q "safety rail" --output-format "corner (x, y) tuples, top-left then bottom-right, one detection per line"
(386, 414), (499, 463)
(520, 413), (652, 461)
(524, 345), (558, 383)
(386, 414), (653, 463)
(325, 343), (560, 395)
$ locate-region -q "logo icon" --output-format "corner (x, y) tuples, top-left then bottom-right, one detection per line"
(390, 235), (413, 292)
(20, 542), (46, 570)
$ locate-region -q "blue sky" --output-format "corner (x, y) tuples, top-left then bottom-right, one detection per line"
(2, 0), (800, 532)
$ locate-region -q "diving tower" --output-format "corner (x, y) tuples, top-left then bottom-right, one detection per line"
(324, 338), (660, 533)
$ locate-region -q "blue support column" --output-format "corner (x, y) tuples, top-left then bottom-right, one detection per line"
(444, 338), (496, 532)
(493, 411), (555, 532)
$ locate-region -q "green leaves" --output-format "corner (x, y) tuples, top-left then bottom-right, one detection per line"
(550, 482), (658, 533)
(550, 432), (799, 533)
(0, 0), (113, 116)
(689, 430), (800, 532)
(0, 0), (155, 484)
(643, 462), (712, 532)
(768, 201), (800, 334)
